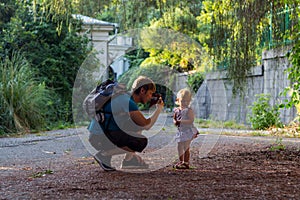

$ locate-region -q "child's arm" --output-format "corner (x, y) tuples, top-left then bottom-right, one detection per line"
(173, 108), (181, 126)
(173, 113), (177, 124)
(179, 108), (195, 125)
(173, 113), (180, 126)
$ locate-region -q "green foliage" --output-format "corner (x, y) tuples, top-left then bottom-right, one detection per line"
(125, 49), (149, 69)
(186, 72), (204, 93)
(119, 64), (174, 90)
(107, 0), (160, 31)
(151, 7), (198, 36)
(0, 52), (52, 134)
(223, 120), (248, 130)
(0, 0), (16, 29)
(269, 137), (285, 151)
(143, 8), (212, 73)
(72, 0), (110, 19)
(195, 118), (248, 130)
(1, 1), (90, 125)
(280, 17), (300, 121)
(118, 64), (176, 108)
(248, 94), (283, 130)
(1, 0), (297, 133)
(93, 0), (203, 32)
(92, 0), (298, 97)
(31, 169), (54, 178)
(197, 0), (299, 95)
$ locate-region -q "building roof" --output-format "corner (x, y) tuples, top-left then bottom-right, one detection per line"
(72, 14), (118, 27)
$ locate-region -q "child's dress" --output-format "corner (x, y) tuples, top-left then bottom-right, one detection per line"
(173, 107), (198, 142)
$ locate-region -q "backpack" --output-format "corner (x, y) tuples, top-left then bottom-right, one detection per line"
(83, 79), (127, 123)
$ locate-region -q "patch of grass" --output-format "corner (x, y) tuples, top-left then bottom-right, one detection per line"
(223, 120), (248, 129)
(194, 119), (220, 128)
(269, 138), (286, 151)
(195, 118), (249, 129)
(31, 169), (54, 178)
(64, 148), (72, 154)
(250, 131), (269, 137)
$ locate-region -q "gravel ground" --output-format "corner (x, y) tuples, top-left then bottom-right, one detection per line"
(1, 125), (300, 199)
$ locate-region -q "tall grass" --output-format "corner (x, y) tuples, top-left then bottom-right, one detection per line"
(0, 52), (52, 134)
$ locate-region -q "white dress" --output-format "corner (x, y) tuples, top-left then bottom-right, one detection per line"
(173, 107), (197, 142)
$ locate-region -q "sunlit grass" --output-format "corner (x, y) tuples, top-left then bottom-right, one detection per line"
(194, 118), (249, 130)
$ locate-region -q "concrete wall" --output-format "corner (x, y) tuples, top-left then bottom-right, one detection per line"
(190, 46), (297, 124)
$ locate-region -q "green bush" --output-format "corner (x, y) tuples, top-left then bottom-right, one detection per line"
(187, 72), (204, 93)
(0, 52), (52, 134)
(248, 94), (283, 130)
(1, 3), (90, 125)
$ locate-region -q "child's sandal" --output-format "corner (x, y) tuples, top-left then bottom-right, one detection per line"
(174, 162), (190, 169)
(173, 161), (182, 169)
(182, 163), (190, 169)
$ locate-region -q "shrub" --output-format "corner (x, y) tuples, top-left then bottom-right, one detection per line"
(0, 52), (52, 134)
(248, 94), (283, 130)
(186, 72), (204, 93)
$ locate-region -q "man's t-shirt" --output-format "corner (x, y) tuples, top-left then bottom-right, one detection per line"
(102, 93), (139, 132)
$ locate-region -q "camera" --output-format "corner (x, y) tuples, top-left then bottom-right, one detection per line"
(149, 93), (161, 107)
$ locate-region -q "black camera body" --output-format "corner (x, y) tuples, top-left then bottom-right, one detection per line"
(149, 93), (161, 107)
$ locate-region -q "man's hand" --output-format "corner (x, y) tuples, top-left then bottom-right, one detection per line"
(156, 97), (164, 110)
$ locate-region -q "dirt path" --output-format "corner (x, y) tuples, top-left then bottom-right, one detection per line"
(1, 128), (300, 199)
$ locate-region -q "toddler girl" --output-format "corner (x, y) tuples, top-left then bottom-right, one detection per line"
(173, 88), (199, 169)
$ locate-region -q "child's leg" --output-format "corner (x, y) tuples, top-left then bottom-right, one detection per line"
(183, 140), (192, 164)
(177, 142), (185, 162)
(173, 142), (186, 169)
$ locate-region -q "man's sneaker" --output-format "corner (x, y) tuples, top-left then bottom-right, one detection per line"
(94, 152), (116, 171)
(121, 156), (149, 169)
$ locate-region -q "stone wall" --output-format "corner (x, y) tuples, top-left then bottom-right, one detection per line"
(192, 46), (297, 124)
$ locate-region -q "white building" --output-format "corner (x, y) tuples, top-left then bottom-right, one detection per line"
(73, 14), (133, 80)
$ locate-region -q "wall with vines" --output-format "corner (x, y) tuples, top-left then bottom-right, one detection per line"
(196, 45), (297, 124)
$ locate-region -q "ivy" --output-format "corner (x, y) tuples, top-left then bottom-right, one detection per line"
(205, 0), (299, 95)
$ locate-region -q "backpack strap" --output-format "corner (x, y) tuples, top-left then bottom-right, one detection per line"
(96, 92), (129, 132)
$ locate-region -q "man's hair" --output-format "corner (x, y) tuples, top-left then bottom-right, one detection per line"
(131, 76), (156, 95)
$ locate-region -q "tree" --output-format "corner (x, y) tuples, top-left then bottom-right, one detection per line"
(91, 0), (299, 97)
(196, 0), (299, 95)
(0, 0), (16, 29)
(1, 0), (90, 124)
(140, 7), (211, 73)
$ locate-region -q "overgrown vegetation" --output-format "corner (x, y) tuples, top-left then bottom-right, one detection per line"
(0, 0), (90, 134)
(280, 35), (300, 123)
(248, 94), (283, 130)
(94, 0), (299, 95)
(1, 0), (299, 135)
(187, 72), (205, 94)
(0, 52), (52, 134)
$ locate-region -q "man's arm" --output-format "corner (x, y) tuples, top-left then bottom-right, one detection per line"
(129, 98), (164, 130)
(144, 104), (164, 130)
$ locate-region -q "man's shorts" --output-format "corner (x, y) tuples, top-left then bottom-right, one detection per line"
(89, 133), (116, 152)
(105, 130), (148, 153)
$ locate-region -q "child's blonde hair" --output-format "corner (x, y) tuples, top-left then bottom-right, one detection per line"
(176, 88), (192, 105)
